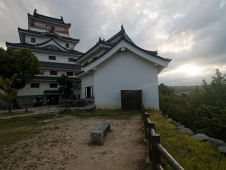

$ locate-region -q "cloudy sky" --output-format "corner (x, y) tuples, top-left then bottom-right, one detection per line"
(0, 0), (226, 86)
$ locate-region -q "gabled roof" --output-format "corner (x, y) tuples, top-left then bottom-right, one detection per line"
(18, 27), (79, 42)
(106, 25), (134, 44)
(76, 38), (112, 63)
(6, 38), (83, 56)
(78, 26), (170, 69)
(39, 61), (81, 70)
(28, 9), (71, 27)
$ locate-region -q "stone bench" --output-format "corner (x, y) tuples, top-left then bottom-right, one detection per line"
(91, 122), (111, 145)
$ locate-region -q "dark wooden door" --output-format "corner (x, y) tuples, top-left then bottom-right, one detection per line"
(121, 90), (142, 111)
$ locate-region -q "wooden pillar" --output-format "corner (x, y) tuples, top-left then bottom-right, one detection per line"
(151, 134), (161, 170)
(147, 122), (155, 161)
(144, 113), (150, 139)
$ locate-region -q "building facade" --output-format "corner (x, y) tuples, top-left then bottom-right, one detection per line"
(5, 10), (171, 109)
(6, 9), (83, 106)
(76, 26), (171, 109)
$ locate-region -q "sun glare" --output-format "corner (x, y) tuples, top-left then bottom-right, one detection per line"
(177, 64), (202, 76)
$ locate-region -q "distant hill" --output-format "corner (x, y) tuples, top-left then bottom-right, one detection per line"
(169, 86), (202, 94)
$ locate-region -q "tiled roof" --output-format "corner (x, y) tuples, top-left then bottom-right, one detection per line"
(81, 33), (171, 68)
(106, 25), (134, 44)
(28, 9), (71, 26)
(6, 40), (83, 56)
(39, 61), (81, 70)
(76, 39), (112, 62)
(34, 76), (81, 83)
(79, 25), (169, 66)
(18, 27), (79, 42)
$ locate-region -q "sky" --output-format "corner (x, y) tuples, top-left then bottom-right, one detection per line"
(0, 0), (226, 86)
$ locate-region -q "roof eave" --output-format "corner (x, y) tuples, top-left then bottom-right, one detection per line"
(28, 14), (71, 27)
(82, 40), (171, 73)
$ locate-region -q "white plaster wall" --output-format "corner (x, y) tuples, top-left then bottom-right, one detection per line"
(25, 34), (74, 49)
(81, 74), (94, 98)
(94, 50), (159, 109)
(32, 51), (78, 63)
(18, 80), (81, 96)
(18, 82), (58, 96)
(40, 69), (75, 77)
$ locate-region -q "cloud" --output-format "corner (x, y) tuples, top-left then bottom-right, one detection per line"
(0, 0), (226, 86)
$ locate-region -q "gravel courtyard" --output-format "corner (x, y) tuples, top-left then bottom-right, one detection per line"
(0, 114), (147, 170)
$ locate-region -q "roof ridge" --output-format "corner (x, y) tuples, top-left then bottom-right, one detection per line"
(81, 38), (171, 68)
(28, 9), (71, 26)
(18, 27), (79, 42)
(6, 41), (83, 55)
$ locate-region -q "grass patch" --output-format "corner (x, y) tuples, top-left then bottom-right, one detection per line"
(0, 111), (34, 118)
(0, 113), (57, 145)
(148, 110), (226, 170)
(59, 109), (139, 118)
(0, 109), (139, 145)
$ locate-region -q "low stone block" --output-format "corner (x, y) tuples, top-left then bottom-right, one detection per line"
(217, 144), (226, 154)
(91, 122), (111, 145)
(167, 118), (172, 122)
(171, 120), (181, 127)
(207, 138), (226, 148)
(178, 125), (185, 130)
(191, 133), (210, 141)
(91, 131), (104, 145)
(180, 128), (194, 136)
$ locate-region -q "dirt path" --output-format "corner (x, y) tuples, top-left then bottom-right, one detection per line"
(0, 115), (147, 170)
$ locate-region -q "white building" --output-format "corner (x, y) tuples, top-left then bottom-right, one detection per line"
(76, 26), (171, 109)
(5, 10), (171, 109)
(6, 9), (83, 106)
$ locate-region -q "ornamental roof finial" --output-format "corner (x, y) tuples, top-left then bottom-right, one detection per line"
(98, 37), (102, 43)
(121, 24), (125, 32)
(33, 9), (38, 16)
(60, 16), (64, 23)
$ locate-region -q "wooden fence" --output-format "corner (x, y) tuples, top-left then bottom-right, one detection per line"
(141, 104), (184, 170)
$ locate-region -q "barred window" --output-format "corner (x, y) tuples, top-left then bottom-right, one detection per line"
(31, 83), (39, 88)
(67, 72), (73, 76)
(49, 56), (56, 60)
(50, 83), (57, 88)
(31, 38), (36, 43)
(50, 71), (57, 75)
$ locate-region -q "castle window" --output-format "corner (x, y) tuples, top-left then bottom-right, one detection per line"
(66, 44), (69, 48)
(31, 83), (39, 88)
(67, 72), (73, 76)
(46, 25), (54, 30)
(50, 71), (57, 75)
(50, 83), (57, 88)
(49, 56), (56, 60)
(31, 38), (36, 43)
(68, 58), (75, 62)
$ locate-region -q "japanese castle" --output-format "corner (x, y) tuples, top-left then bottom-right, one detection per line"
(6, 9), (83, 106)
(5, 9), (171, 109)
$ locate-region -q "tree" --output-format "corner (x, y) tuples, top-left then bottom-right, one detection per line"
(0, 76), (17, 112)
(57, 74), (74, 106)
(0, 48), (42, 90)
(0, 48), (42, 108)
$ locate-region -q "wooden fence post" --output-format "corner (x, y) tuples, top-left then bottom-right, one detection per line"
(151, 134), (161, 170)
(147, 122), (155, 161)
(144, 113), (150, 139)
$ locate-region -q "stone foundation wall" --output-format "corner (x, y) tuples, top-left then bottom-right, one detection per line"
(17, 95), (48, 108)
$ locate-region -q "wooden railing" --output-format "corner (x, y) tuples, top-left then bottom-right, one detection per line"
(141, 104), (184, 170)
